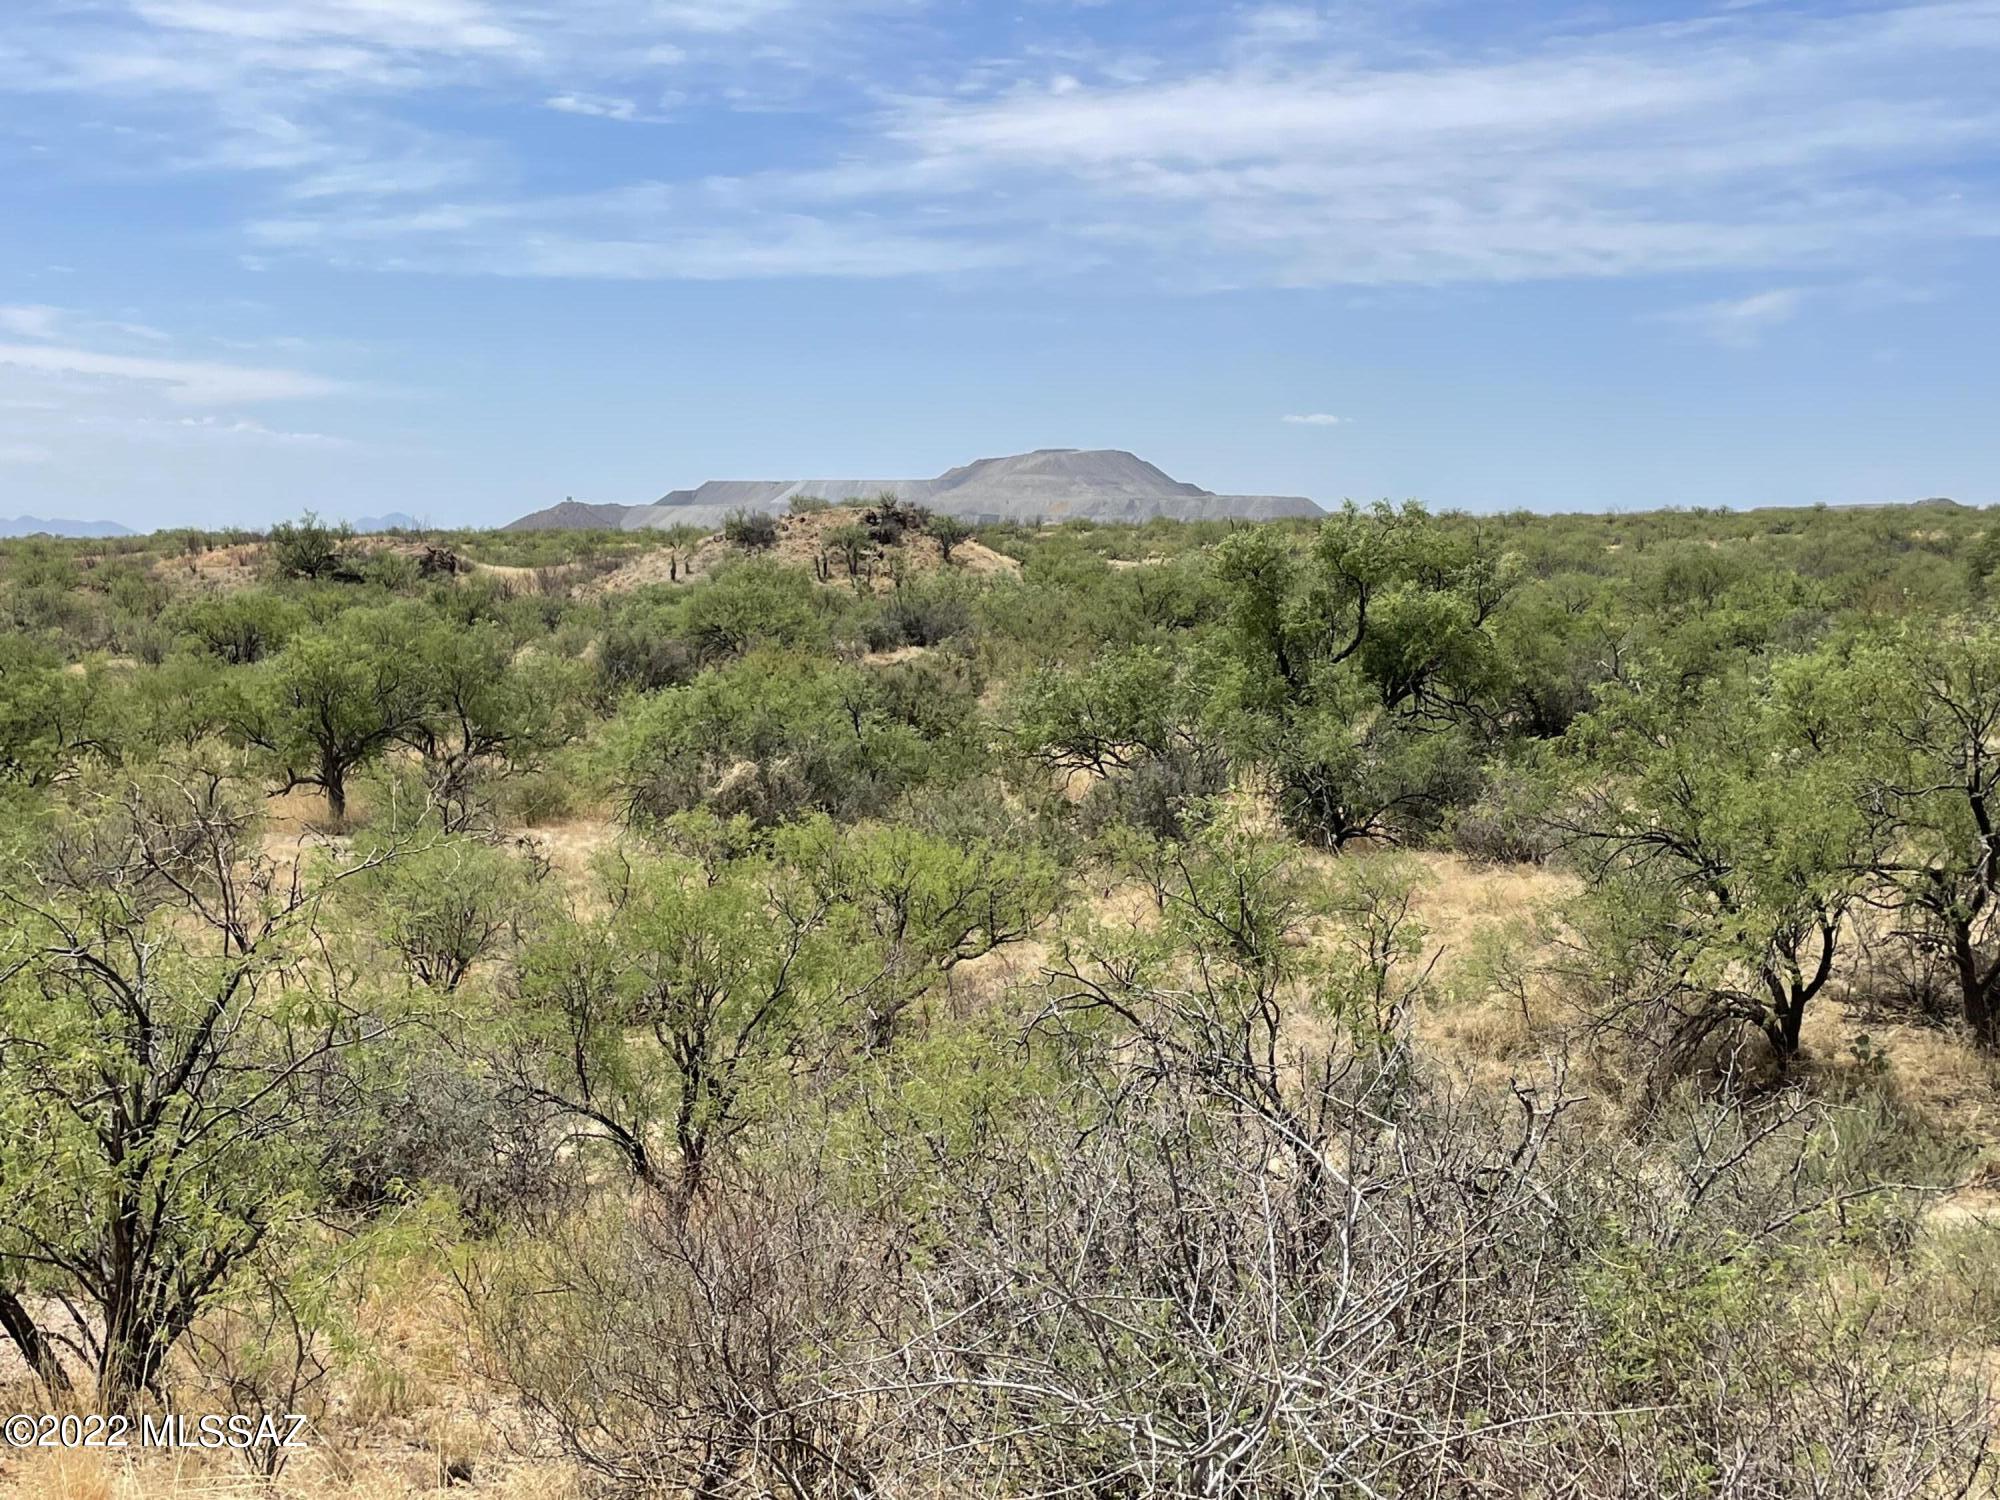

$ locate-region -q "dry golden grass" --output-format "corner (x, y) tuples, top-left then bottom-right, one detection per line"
(1060, 839), (1579, 1089)
(861, 643), (932, 666)
(149, 543), (264, 595)
(258, 785), (351, 844)
(1267, 848), (1578, 1084)
(61, 658), (139, 678)
(140, 537), (558, 602)
(948, 934), (1054, 1017)
(0, 1446), (578, 1499)
(0, 1387), (575, 1498)
(1081, 876), (1168, 932)
(1405, 852), (1574, 944)
(1812, 1002), (2000, 1115)
(519, 815), (624, 882)
(0, 1252), (576, 1500)
(449, 560), (541, 594)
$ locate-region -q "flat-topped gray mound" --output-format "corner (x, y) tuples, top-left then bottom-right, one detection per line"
(506, 449), (1322, 531)
(502, 499), (644, 532)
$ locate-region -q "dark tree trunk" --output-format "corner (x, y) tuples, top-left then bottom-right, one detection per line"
(0, 1288), (71, 1398)
(1966, 975), (2000, 1051)
(1947, 920), (2000, 1051)
(1776, 1000), (1806, 1063)
(95, 1304), (165, 1413)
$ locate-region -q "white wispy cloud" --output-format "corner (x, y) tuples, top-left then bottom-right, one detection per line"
(3, 0), (906, 96)
(872, 3), (2000, 285)
(1657, 287), (1809, 347)
(246, 180), (1033, 278)
(0, 0), (904, 224)
(0, 304), (175, 343)
(1283, 413), (1349, 426)
(4, 0), (1998, 289)
(153, 414), (354, 446)
(0, 343), (354, 403)
(0, 288), (370, 506)
(0, 305), (68, 339)
(1235, 6), (1331, 50)
(546, 92), (645, 121)
(128, 0), (533, 55)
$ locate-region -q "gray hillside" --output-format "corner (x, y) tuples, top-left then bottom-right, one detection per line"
(502, 499), (638, 532)
(926, 449), (1313, 523)
(551, 449), (1320, 532)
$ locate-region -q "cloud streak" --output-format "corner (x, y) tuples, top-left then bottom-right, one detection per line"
(5, 0), (1999, 292)
(871, 2), (2000, 286)
(1657, 288), (1810, 348)
(0, 305), (368, 499)
(0, 343), (354, 404)
(0, 306), (68, 340)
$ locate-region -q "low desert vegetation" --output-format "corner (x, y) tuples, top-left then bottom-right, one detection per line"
(2, 497), (1999, 1497)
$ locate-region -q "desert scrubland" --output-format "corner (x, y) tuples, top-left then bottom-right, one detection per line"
(3, 497), (1999, 1497)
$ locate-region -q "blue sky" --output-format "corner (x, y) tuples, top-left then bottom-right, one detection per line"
(1, 0), (1996, 528)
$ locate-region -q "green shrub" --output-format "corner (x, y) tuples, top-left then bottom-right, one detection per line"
(607, 650), (969, 827)
(505, 766), (581, 825)
(723, 509), (780, 550)
(268, 511), (353, 580)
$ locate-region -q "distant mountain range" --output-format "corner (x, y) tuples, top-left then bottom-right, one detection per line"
(0, 513), (428, 539)
(505, 449), (1323, 532)
(342, 513), (425, 533)
(0, 515), (134, 538)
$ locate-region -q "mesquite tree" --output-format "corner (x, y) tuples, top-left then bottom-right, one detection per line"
(501, 845), (840, 1203)
(1829, 626), (2000, 1049)
(1209, 506), (1512, 849)
(231, 610), (426, 823)
(1554, 664), (1879, 1070)
(0, 768), (411, 1406)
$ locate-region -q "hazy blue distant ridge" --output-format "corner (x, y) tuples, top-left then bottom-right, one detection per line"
(0, 515), (135, 538)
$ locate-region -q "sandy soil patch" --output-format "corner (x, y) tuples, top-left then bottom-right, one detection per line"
(152, 543), (264, 594)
